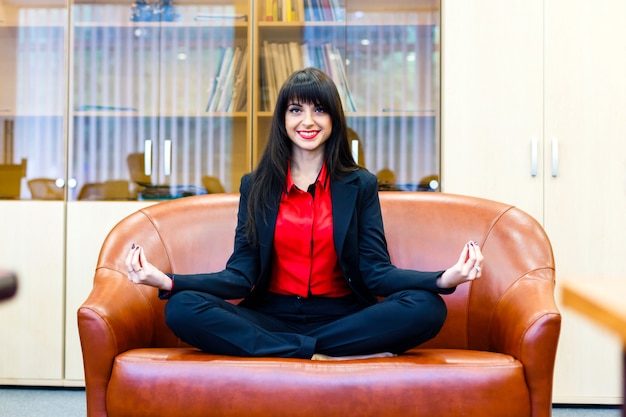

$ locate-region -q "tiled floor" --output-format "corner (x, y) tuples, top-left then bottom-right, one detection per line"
(0, 387), (86, 417)
(552, 406), (621, 417)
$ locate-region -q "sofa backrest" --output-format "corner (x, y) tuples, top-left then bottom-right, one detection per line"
(95, 191), (555, 350)
(378, 192), (555, 351)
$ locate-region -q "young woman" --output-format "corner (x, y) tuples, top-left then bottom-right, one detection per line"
(125, 67), (484, 359)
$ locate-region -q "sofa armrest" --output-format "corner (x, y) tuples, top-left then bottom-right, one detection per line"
(490, 272), (561, 417)
(78, 268), (158, 417)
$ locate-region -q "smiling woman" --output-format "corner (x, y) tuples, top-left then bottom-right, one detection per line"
(123, 67), (483, 361)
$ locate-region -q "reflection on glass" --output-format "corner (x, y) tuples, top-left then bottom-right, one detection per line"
(0, 6), (67, 200)
(344, 2), (440, 191)
(255, 0), (441, 192)
(0, 0), (439, 200)
(70, 3), (247, 200)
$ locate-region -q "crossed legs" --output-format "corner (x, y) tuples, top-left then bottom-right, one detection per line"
(164, 289), (447, 359)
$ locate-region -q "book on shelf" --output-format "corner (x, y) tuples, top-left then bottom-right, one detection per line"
(264, 0), (271, 21)
(215, 47), (240, 111)
(261, 41), (276, 109)
(230, 46), (248, 112)
(288, 41), (303, 73)
(205, 46), (248, 113)
(74, 105), (138, 112)
(295, 0), (305, 21)
(194, 14), (248, 22)
(269, 43), (283, 87)
(205, 47), (232, 112)
(300, 42), (311, 68)
(304, 0), (316, 21)
(230, 50), (248, 112)
(264, 0), (306, 22)
(265, 0), (276, 21)
(327, 44), (356, 112)
(319, 0), (334, 21)
(302, 0), (343, 22)
(261, 41), (356, 112)
(282, 0), (291, 22)
(262, 0), (346, 22)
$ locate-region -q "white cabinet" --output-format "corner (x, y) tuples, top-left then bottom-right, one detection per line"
(64, 201), (156, 383)
(0, 201), (155, 385)
(441, 0), (544, 220)
(544, 0), (626, 404)
(0, 202), (65, 384)
(0, 3), (68, 385)
(442, 0), (626, 404)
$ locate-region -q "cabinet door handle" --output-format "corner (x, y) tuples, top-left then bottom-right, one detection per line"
(531, 138), (538, 177)
(551, 138), (559, 177)
(144, 140), (152, 176)
(164, 140), (172, 176)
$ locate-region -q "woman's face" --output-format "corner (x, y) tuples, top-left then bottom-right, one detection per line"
(284, 100), (332, 156)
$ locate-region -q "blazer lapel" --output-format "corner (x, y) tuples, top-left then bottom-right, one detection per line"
(331, 172), (359, 259)
(257, 201), (279, 277)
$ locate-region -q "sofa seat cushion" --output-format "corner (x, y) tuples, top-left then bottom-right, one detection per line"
(106, 347), (530, 417)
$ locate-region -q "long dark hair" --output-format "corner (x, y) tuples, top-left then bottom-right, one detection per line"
(245, 67), (359, 247)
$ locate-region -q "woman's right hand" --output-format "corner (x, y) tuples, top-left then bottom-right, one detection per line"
(124, 244), (173, 291)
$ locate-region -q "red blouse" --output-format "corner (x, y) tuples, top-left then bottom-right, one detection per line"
(269, 163), (351, 298)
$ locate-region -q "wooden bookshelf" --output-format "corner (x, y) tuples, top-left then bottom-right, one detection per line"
(252, 1), (440, 186)
(1, 0), (440, 199)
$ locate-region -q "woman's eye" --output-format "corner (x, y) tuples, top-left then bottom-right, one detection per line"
(315, 107), (326, 113)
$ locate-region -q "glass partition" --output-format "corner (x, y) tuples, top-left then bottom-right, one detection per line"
(345, 2), (440, 191)
(0, 1), (67, 200)
(254, 0), (441, 192)
(69, 0), (250, 200)
(0, 0), (439, 201)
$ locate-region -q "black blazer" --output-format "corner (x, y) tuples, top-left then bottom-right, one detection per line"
(168, 169), (450, 306)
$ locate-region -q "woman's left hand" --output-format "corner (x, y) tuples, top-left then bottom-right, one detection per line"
(436, 241), (484, 289)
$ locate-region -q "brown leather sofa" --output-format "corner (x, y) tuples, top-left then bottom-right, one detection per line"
(78, 192), (561, 417)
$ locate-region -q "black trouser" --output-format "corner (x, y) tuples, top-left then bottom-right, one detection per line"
(164, 289), (447, 359)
